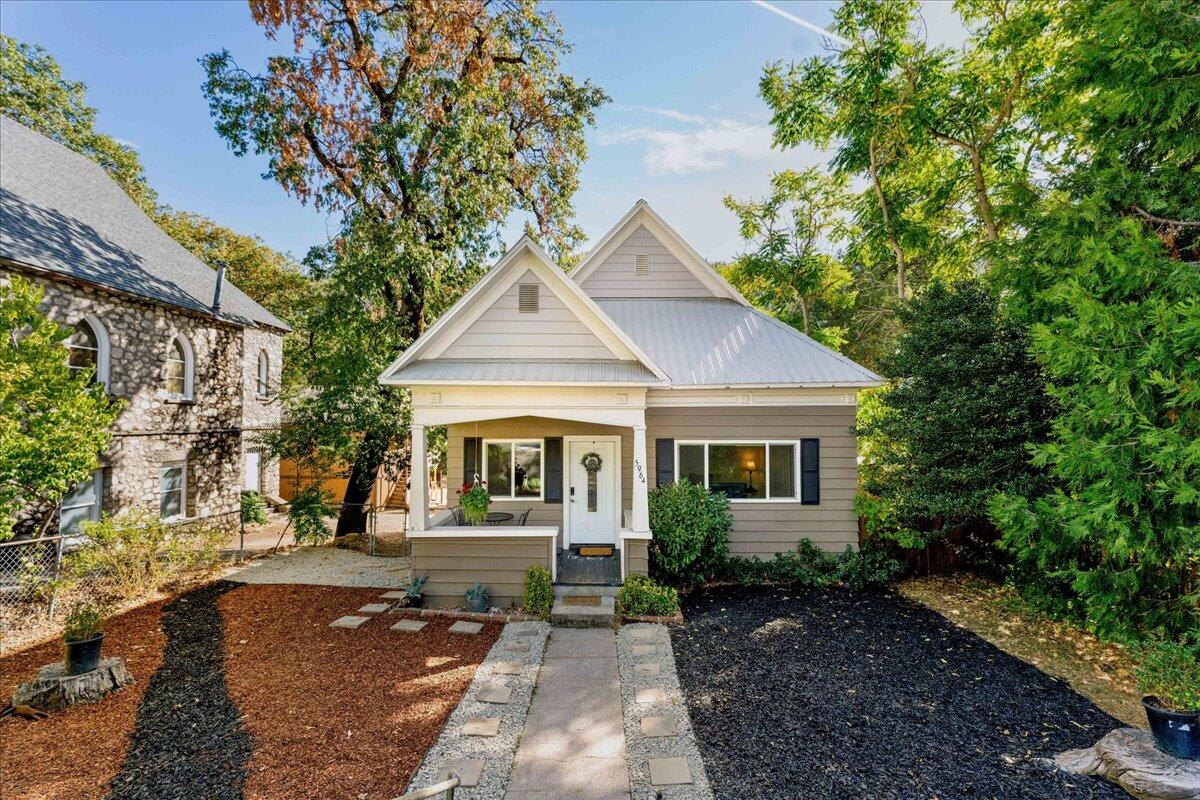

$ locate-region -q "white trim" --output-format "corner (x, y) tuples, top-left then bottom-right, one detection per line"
(406, 527), (559, 539)
(619, 529), (653, 541)
(166, 333), (195, 401)
(646, 388), (861, 407)
(481, 438), (546, 502)
(159, 461), (187, 521)
(675, 440), (801, 503)
(569, 200), (749, 305)
(563, 435), (622, 549)
(66, 314), (111, 388)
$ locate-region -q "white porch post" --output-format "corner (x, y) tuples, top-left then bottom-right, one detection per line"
(409, 423), (428, 531)
(632, 423), (650, 534)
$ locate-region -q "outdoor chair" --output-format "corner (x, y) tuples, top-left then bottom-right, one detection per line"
(450, 506), (465, 525)
(516, 508), (532, 526)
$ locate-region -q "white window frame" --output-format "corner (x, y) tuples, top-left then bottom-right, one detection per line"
(159, 461), (188, 521)
(481, 438), (546, 502)
(675, 440), (802, 503)
(65, 314), (111, 388)
(60, 469), (103, 535)
(165, 334), (195, 401)
(256, 350), (270, 398)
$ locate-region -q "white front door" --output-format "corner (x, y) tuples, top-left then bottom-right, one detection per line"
(244, 451), (261, 493)
(567, 439), (617, 545)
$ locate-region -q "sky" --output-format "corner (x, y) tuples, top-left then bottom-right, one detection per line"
(1, 1), (965, 264)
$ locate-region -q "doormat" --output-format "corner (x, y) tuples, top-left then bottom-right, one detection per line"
(578, 546), (614, 557)
(563, 596), (602, 607)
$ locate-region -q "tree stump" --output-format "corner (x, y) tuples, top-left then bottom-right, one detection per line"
(12, 657), (133, 711)
(1055, 727), (1200, 800)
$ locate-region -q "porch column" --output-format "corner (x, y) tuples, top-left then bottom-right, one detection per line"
(409, 423), (428, 531)
(632, 423), (650, 533)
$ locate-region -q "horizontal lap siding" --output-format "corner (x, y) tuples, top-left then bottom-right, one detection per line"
(411, 536), (551, 608)
(645, 405), (859, 556)
(448, 417), (632, 548)
(581, 226), (716, 299)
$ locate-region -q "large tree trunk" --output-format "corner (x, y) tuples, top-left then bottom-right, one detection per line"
(336, 430), (389, 537)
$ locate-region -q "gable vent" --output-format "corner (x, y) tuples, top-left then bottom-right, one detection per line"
(518, 283), (540, 313)
(634, 253), (650, 276)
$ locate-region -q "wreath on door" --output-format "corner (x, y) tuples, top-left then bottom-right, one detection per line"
(580, 451), (603, 474)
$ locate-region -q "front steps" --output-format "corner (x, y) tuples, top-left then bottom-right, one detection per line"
(550, 584), (619, 627)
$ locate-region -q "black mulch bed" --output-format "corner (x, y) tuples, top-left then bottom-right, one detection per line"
(671, 585), (1130, 800)
(107, 581), (252, 800)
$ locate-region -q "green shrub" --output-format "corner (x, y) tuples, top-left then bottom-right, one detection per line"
(833, 545), (904, 590)
(63, 600), (105, 641)
(240, 490), (268, 525)
(648, 478), (731, 587)
(616, 575), (679, 617)
(523, 565), (553, 618)
(720, 541), (902, 590)
(288, 485), (335, 544)
(1135, 641), (1200, 712)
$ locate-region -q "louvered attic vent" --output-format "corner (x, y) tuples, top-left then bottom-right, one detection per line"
(518, 283), (540, 313)
(635, 253), (650, 276)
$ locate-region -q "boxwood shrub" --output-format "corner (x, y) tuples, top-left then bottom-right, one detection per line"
(523, 565), (553, 618)
(648, 478), (731, 587)
(617, 575), (680, 617)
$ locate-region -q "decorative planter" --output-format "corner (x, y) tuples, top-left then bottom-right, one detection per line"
(1142, 696), (1200, 761)
(406, 595), (425, 609)
(64, 633), (104, 676)
(465, 593), (489, 613)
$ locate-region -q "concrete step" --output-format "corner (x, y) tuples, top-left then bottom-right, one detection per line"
(550, 595), (616, 628)
(553, 584), (621, 599)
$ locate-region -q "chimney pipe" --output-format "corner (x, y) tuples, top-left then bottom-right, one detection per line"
(211, 261), (227, 316)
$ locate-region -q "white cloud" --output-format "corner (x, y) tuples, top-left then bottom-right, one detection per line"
(600, 109), (779, 176)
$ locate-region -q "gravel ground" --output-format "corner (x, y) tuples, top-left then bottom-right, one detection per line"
(406, 621), (552, 799)
(224, 545), (411, 588)
(617, 623), (713, 800)
(672, 585), (1131, 800)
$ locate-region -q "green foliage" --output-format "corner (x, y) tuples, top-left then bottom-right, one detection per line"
(240, 491), (268, 525)
(457, 481), (490, 526)
(616, 576), (680, 617)
(407, 571), (429, 600)
(62, 601), (104, 642)
(464, 582), (488, 603)
(855, 279), (1054, 558)
(1, 276), (121, 539)
(522, 565), (553, 618)
(648, 479), (731, 587)
(67, 510), (223, 601)
(1135, 641), (1200, 712)
(287, 485), (336, 545)
(722, 541), (902, 591)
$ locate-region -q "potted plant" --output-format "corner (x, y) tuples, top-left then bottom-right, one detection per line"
(464, 582), (489, 613)
(1136, 641), (1200, 760)
(456, 481), (490, 526)
(398, 571), (429, 608)
(63, 601), (106, 675)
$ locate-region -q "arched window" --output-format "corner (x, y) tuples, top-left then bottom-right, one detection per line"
(65, 315), (110, 386)
(256, 350), (269, 397)
(165, 334), (194, 400)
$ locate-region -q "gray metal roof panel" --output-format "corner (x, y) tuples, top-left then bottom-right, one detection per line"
(595, 298), (882, 386)
(389, 359), (662, 384)
(0, 116), (289, 331)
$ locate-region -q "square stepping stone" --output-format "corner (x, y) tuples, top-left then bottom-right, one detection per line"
(648, 757), (693, 786)
(462, 717), (501, 737)
(514, 628), (540, 637)
(380, 590), (408, 599)
(629, 627), (657, 640)
(449, 621), (484, 634)
(391, 619), (427, 632)
(329, 615), (369, 629)
(493, 660), (523, 675)
(634, 662), (662, 677)
(358, 603), (391, 614)
(478, 685), (513, 704)
(632, 644), (657, 657)
(636, 687), (667, 705)
(641, 715), (677, 737)
(441, 758), (483, 787)
(503, 641), (531, 652)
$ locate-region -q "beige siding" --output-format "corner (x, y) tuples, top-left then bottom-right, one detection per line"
(439, 270), (618, 360)
(580, 225), (716, 299)
(624, 539), (649, 576)
(448, 417), (632, 548)
(645, 405), (859, 556)
(411, 535), (553, 609)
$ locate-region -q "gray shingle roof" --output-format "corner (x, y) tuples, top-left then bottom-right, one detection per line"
(389, 359), (661, 384)
(0, 116), (289, 331)
(596, 298), (882, 387)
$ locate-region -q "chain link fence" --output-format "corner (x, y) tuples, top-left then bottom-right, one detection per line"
(0, 535), (66, 620)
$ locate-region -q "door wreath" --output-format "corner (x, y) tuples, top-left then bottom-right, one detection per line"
(580, 451), (603, 474)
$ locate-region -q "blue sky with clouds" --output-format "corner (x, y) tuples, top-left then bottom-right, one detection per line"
(1, 1), (963, 263)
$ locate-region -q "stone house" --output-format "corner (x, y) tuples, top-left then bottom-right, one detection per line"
(0, 116), (289, 535)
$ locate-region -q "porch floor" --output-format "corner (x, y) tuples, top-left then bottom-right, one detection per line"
(556, 547), (621, 586)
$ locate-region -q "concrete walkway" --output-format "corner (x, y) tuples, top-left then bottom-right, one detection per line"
(503, 628), (631, 800)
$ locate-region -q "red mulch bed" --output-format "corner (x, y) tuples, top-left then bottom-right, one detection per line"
(0, 583), (502, 800)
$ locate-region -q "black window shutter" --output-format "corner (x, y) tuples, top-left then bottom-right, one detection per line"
(655, 438), (675, 487)
(544, 437), (563, 504)
(800, 438), (820, 505)
(463, 437), (482, 486)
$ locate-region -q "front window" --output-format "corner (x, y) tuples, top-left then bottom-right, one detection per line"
(165, 335), (193, 399)
(483, 440), (543, 500)
(676, 441), (798, 501)
(60, 470), (102, 535)
(159, 463), (186, 520)
(66, 320), (99, 382)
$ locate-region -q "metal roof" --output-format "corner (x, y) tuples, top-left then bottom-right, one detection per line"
(0, 116), (289, 331)
(387, 359), (662, 384)
(596, 298), (883, 387)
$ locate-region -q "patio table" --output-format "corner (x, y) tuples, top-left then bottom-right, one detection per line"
(484, 512), (515, 526)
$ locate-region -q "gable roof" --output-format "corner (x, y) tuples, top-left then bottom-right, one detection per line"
(0, 116), (289, 331)
(379, 236), (668, 385)
(570, 200), (748, 305)
(597, 298), (883, 387)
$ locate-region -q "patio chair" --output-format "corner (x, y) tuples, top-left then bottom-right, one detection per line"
(516, 508), (532, 526)
(450, 506), (465, 526)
